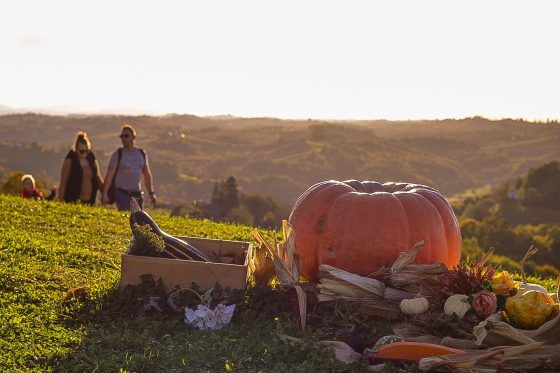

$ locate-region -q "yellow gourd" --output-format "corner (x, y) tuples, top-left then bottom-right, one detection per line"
(400, 297), (429, 315)
(505, 290), (557, 329)
(444, 294), (471, 319)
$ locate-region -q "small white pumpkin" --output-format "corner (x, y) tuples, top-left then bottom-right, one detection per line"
(514, 281), (548, 298)
(444, 294), (471, 319)
(400, 297), (429, 315)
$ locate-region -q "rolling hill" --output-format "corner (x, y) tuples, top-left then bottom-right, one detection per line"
(0, 114), (559, 208)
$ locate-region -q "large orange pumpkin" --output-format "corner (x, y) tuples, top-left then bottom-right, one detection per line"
(288, 180), (461, 279)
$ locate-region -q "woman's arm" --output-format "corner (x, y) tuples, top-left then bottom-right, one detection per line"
(142, 158), (156, 207)
(58, 158), (71, 200)
(101, 151), (118, 205)
(101, 166), (116, 205)
(95, 160), (104, 193)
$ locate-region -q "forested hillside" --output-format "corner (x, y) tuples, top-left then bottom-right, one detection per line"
(1, 114), (559, 208)
(454, 161), (560, 274)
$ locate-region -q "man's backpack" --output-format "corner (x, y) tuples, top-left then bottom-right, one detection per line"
(107, 149), (122, 204)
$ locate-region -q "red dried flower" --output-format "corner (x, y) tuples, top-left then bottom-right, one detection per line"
(473, 291), (497, 319)
(425, 261), (495, 306)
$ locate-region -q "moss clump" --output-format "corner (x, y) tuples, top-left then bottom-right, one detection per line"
(130, 223), (165, 256)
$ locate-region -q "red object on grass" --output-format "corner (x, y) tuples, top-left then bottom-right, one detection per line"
(21, 188), (44, 199)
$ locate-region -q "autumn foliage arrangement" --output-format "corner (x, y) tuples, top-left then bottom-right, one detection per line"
(423, 246), (559, 331)
(248, 180), (560, 370)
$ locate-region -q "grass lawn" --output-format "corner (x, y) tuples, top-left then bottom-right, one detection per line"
(0, 195), (370, 372)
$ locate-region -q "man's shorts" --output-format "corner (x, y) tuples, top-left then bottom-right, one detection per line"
(115, 188), (144, 211)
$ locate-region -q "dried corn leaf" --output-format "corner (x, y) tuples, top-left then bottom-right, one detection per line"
(251, 222), (306, 330)
(283, 222), (300, 281)
(294, 285), (306, 329)
(252, 230), (294, 284)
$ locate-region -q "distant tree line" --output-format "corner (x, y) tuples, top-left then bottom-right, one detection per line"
(454, 161), (560, 276)
(170, 176), (288, 229)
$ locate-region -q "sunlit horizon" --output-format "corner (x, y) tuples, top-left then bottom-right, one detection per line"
(1, 0), (559, 121)
(2, 103), (560, 123)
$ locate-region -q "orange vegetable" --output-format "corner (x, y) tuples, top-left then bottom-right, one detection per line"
(289, 180), (462, 279)
(375, 342), (464, 361)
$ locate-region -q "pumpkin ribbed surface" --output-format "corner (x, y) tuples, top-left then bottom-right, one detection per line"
(288, 180), (462, 279)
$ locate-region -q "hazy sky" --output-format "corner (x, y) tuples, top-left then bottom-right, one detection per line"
(1, 1), (559, 120)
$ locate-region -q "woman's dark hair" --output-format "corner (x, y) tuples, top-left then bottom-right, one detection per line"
(71, 131), (91, 152)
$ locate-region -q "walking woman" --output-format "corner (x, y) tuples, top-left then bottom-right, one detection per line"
(58, 132), (104, 204)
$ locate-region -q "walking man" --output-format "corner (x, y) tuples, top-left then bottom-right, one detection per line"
(102, 124), (157, 210)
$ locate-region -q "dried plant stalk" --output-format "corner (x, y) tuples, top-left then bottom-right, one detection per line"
(520, 245), (538, 284)
(384, 287), (417, 302)
(251, 221), (306, 330)
(479, 246), (495, 267)
(391, 240), (425, 273)
(252, 230), (295, 284)
(358, 303), (402, 319)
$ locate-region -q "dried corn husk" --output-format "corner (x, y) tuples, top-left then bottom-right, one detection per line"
(418, 342), (545, 371)
(473, 308), (560, 346)
(389, 263), (447, 288)
(370, 240), (447, 288)
(252, 221), (306, 329)
(320, 265), (385, 297)
(318, 278), (374, 300)
(384, 287), (418, 302)
(318, 264), (387, 308)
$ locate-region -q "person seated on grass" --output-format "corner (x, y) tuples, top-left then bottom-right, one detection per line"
(21, 174), (44, 200)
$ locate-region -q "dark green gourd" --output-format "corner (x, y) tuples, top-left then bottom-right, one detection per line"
(129, 198), (211, 262)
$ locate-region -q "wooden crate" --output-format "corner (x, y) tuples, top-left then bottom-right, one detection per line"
(120, 236), (253, 291)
